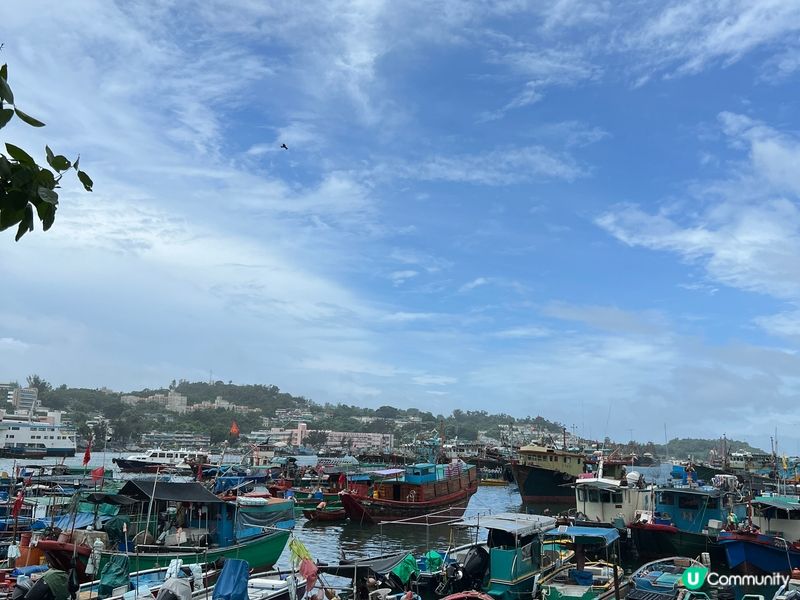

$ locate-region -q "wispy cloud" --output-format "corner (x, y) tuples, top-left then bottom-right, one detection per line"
(459, 277), (491, 293)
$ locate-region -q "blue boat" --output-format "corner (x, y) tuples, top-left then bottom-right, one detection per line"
(629, 478), (747, 564)
(719, 494), (800, 574)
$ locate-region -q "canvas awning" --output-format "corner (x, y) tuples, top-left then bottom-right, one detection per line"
(545, 525), (620, 546)
(371, 468), (404, 476)
(119, 480), (222, 504)
(455, 513), (556, 536)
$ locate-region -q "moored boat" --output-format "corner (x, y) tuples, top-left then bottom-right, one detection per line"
(340, 462), (477, 525)
(719, 493), (800, 574)
(511, 445), (587, 504)
(629, 476), (746, 564)
(302, 507), (347, 522)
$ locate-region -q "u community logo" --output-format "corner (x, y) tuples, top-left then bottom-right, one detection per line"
(682, 566), (709, 590)
(682, 566), (787, 589)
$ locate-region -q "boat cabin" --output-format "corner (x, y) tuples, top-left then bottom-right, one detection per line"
(750, 494), (800, 540)
(639, 485), (747, 534)
(456, 513), (559, 600)
(369, 463), (477, 502)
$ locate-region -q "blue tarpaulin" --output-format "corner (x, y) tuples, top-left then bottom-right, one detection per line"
(212, 559), (250, 600)
(51, 512), (109, 531)
(544, 526), (620, 546)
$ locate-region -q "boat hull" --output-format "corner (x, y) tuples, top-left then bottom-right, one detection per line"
(340, 485), (477, 524)
(630, 523), (723, 564)
(39, 529), (290, 583)
(510, 462), (575, 504)
(112, 458), (187, 473)
(302, 508), (347, 522)
(719, 532), (800, 574)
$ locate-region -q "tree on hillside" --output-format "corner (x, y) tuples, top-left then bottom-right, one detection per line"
(304, 430), (329, 449)
(26, 374), (52, 396)
(1, 61), (92, 241)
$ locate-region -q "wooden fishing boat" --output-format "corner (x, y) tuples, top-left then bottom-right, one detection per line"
(302, 507), (347, 522)
(38, 480), (291, 582)
(339, 463), (477, 524)
(38, 527), (290, 583)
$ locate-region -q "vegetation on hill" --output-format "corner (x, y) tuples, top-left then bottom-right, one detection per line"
(22, 374), (761, 452)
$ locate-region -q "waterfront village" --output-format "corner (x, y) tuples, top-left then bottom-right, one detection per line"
(0, 384), (799, 596)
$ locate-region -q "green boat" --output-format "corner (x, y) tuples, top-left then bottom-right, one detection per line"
(38, 480), (292, 583)
(440, 513), (572, 600)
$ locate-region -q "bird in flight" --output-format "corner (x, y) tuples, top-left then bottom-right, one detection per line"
(280, 143), (288, 150)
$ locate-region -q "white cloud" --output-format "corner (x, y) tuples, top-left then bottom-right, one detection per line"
(623, 1), (800, 79)
(389, 270), (419, 286)
(459, 277), (491, 293)
(412, 374), (457, 386)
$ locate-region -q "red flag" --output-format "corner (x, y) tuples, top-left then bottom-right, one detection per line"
(196, 463), (203, 481)
(91, 466), (105, 481)
(230, 421), (240, 437)
(83, 436), (93, 466)
(338, 472), (347, 488)
(11, 491), (24, 519)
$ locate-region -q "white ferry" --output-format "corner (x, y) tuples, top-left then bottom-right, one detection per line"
(112, 448), (209, 472)
(0, 410), (77, 458)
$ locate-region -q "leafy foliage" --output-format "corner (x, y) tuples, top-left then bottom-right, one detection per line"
(0, 63), (92, 241)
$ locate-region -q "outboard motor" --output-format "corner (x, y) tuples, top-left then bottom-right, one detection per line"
(461, 546), (490, 585)
(438, 546), (490, 594)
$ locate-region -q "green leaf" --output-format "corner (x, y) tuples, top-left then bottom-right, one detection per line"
(14, 107), (45, 127)
(0, 207), (24, 231)
(0, 65), (7, 81)
(37, 168), (56, 189)
(46, 145), (54, 165)
(77, 170), (93, 192)
(73, 156), (80, 171)
(0, 108), (13, 129)
(4, 143), (35, 165)
(34, 200), (56, 231)
(50, 155), (71, 171)
(15, 205), (34, 241)
(0, 75), (13, 105)
(38, 186), (58, 205)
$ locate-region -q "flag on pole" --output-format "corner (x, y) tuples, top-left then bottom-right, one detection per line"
(230, 421), (240, 437)
(91, 466), (105, 481)
(11, 491), (24, 519)
(83, 436), (93, 466)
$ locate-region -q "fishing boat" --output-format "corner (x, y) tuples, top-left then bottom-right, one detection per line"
(539, 526), (626, 600)
(571, 464), (655, 534)
(718, 493), (800, 574)
(628, 475), (746, 564)
(626, 556), (711, 600)
(437, 513), (570, 600)
(339, 462), (477, 524)
(37, 481), (291, 582)
(302, 507), (347, 522)
(511, 445), (587, 504)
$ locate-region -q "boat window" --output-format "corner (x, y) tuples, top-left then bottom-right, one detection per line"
(587, 489), (600, 502)
(600, 490), (612, 503)
(577, 488), (586, 502)
(678, 495), (701, 510)
(706, 497), (719, 509)
(659, 492), (674, 505)
(612, 492), (623, 504)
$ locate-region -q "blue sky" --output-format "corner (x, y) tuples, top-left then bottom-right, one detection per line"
(2, 1), (800, 451)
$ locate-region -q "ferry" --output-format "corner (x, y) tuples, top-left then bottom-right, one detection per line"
(112, 448), (210, 472)
(0, 410), (77, 457)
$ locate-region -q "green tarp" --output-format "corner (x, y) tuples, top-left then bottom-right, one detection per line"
(98, 554), (130, 599)
(390, 554), (420, 585)
(424, 551), (443, 572)
(41, 570), (70, 600)
(103, 515), (131, 548)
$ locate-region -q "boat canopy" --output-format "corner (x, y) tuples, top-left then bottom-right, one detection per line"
(544, 525), (620, 546)
(119, 480), (222, 504)
(456, 513), (556, 536)
(754, 495), (800, 511)
(372, 468), (405, 476)
(83, 492), (138, 505)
